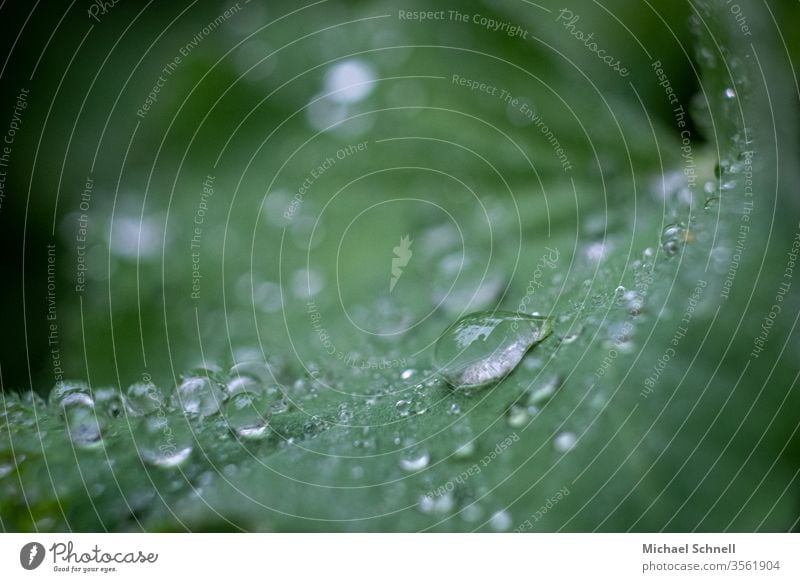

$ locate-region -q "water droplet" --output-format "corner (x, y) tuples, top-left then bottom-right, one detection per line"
(400, 451), (430, 472)
(448, 402), (462, 415)
(303, 415), (326, 436)
(338, 402), (353, 423)
(229, 360), (273, 385)
(434, 311), (553, 390)
(724, 87), (736, 99)
(490, 509), (512, 531)
(126, 382), (164, 416)
(401, 368), (416, 380)
(174, 377), (223, 417)
(560, 331), (580, 344)
(94, 387), (125, 418)
(395, 399), (412, 417)
(507, 404), (530, 428)
(324, 59), (375, 104)
(453, 440), (475, 459)
(49, 381), (92, 410)
(703, 196), (720, 210)
(661, 223), (686, 257)
(136, 415), (193, 467)
(225, 375), (261, 396)
(65, 403), (105, 449)
(418, 492), (455, 515)
(553, 431), (577, 452)
(461, 502), (483, 522)
(615, 285), (626, 295)
(223, 392), (270, 440)
(528, 375), (562, 406)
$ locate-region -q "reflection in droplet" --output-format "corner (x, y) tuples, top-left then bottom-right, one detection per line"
(434, 311), (553, 390)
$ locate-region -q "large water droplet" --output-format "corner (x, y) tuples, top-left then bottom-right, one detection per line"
(433, 311), (553, 390)
(136, 415), (193, 467)
(126, 382), (164, 416)
(223, 392), (270, 440)
(174, 377), (223, 417)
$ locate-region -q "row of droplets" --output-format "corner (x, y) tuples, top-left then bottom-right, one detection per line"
(47, 361), (290, 466)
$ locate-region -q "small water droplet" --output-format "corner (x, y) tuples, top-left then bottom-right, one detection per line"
(49, 381), (92, 410)
(94, 387), (125, 418)
(418, 492), (454, 515)
(324, 59), (376, 104)
(490, 509), (512, 531)
(528, 375), (562, 406)
(703, 196), (720, 211)
(126, 382), (164, 416)
(136, 415), (193, 467)
(395, 399), (412, 417)
(223, 392), (270, 440)
(65, 404), (105, 449)
(174, 377), (223, 417)
(434, 311), (553, 390)
(724, 87), (736, 99)
(507, 404), (530, 428)
(448, 402), (461, 415)
(338, 402), (353, 423)
(400, 368), (416, 380)
(615, 285), (626, 295)
(553, 431), (577, 452)
(453, 440), (475, 459)
(303, 415), (326, 436)
(661, 223), (686, 257)
(461, 502), (483, 522)
(400, 451), (430, 472)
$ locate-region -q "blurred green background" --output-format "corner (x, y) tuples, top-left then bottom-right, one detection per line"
(0, 0), (799, 531)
